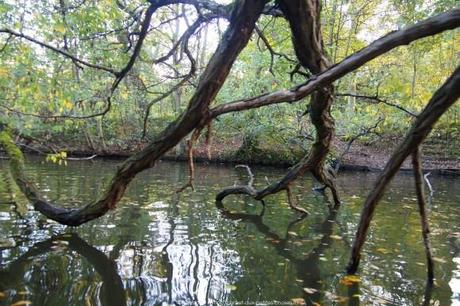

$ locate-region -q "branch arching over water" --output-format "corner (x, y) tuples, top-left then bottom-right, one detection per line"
(0, 7), (458, 226)
(0, 0), (269, 226)
(214, 8), (459, 204)
(346, 65), (460, 275)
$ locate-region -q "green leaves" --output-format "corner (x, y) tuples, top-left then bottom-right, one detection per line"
(46, 151), (68, 166)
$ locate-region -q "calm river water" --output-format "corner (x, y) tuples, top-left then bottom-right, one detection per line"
(0, 156), (459, 305)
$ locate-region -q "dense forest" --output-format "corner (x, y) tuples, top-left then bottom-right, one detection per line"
(0, 0), (459, 305)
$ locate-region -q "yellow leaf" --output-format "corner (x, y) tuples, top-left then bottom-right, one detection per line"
(55, 24), (66, 34)
(224, 284), (237, 291)
(303, 287), (318, 294)
(0, 67), (9, 76)
(340, 275), (361, 286)
(63, 100), (73, 110)
(432, 257), (447, 264)
(11, 301), (32, 306)
(291, 298), (305, 305)
(376, 248), (391, 254)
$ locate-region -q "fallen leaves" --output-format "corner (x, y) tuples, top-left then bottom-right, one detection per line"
(432, 257), (447, 264)
(340, 275), (361, 286)
(303, 287), (318, 294)
(224, 284), (237, 291)
(291, 297), (305, 305)
(329, 235), (342, 240)
(10, 301), (32, 306)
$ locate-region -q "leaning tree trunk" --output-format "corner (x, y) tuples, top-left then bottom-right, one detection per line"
(0, 0), (268, 226)
(216, 0), (340, 205)
(346, 66), (460, 275)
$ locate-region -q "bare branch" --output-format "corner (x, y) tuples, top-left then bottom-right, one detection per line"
(254, 25), (295, 76)
(412, 148), (435, 283)
(334, 117), (384, 173)
(336, 93), (418, 117)
(0, 29), (118, 75)
(210, 9), (460, 118)
(347, 65), (460, 275)
(112, 4), (159, 89)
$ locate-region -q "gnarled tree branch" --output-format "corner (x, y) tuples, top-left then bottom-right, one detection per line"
(346, 65), (460, 275)
(0, 0), (268, 226)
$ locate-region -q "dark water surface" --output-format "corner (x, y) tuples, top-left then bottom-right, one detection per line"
(0, 156), (459, 305)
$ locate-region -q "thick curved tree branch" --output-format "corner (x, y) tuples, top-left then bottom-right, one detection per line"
(346, 65), (460, 275)
(0, 0), (268, 226)
(112, 3), (159, 89)
(217, 0), (341, 207)
(210, 9), (460, 117)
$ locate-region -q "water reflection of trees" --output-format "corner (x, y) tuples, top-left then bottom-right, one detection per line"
(0, 233), (126, 306)
(216, 197), (359, 305)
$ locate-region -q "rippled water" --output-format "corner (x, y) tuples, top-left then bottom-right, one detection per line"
(0, 156), (459, 305)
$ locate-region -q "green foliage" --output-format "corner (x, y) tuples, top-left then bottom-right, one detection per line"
(46, 151), (68, 166)
(0, 0), (458, 162)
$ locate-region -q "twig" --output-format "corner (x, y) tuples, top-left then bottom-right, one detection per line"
(412, 147), (435, 284)
(235, 164), (254, 188)
(286, 186), (309, 214)
(336, 93), (418, 117)
(334, 117), (384, 173)
(67, 154), (97, 161)
(423, 172), (434, 205)
(176, 126), (204, 193)
(0, 29), (117, 75)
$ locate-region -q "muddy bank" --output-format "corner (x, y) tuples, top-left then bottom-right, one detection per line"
(2, 137), (459, 175)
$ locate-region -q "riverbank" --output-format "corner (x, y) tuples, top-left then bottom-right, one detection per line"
(5, 135), (459, 175)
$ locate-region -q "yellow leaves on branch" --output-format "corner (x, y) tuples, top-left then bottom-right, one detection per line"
(46, 151), (67, 166)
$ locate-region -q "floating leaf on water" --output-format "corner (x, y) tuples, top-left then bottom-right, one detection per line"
(288, 231), (298, 236)
(416, 262), (425, 266)
(319, 257), (328, 262)
(350, 195), (359, 199)
(0, 238), (16, 248)
(224, 284), (237, 291)
(376, 248), (391, 254)
(11, 301), (32, 306)
(17, 291), (30, 295)
(291, 298), (305, 305)
(303, 287), (318, 294)
(277, 262), (285, 266)
(324, 291), (349, 303)
(432, 257), (447, 264)
(330, 235), (342, 240)
(340, 275), (361, 286)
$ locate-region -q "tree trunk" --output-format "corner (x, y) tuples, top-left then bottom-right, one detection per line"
(0, 0), (268, 226)
(346, 66), (460, 274)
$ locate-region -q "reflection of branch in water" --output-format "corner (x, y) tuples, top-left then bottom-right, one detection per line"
(216, 200), (357, 304)
(0, 233), (126, 306)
